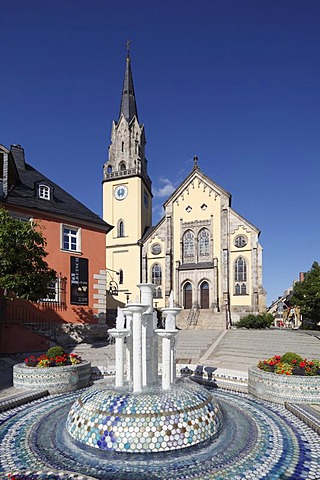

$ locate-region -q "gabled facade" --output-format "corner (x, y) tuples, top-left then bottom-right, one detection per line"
(103, 53), (266, 328)
(0, 143), (112, 352)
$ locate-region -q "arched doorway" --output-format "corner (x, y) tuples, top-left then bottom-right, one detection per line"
(184, 282), (192, 309)
(200, 281), (209, 309)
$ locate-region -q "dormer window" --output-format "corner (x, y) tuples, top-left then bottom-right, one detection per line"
(38, 184), (51, 200)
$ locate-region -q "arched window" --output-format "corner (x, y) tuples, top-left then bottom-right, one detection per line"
(118, 220), (124, 237)
(119, 269), (123, 284)
(151, 264), (162, 285)
(119, 161), (126, 171)
(183, 230), (195, 262)
(235, 257), (247, 282)
(121, 141), (124, 152)
(107, 165), (112, 173)
(234, 257), (247, 295)
(38, 184), (50, 200)
(198, 229), (210, 258)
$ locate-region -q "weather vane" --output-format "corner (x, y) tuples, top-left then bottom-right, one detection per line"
(125, 40), (131, 56)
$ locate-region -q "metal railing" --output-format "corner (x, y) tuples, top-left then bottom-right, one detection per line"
(3, 302), (62, 339)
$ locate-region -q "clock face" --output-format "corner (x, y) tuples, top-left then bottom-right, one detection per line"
(114, 185), (128, 200)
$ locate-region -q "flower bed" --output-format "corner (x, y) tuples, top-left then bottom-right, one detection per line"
(257, 354), (320, 376)
(13, 348), (91, 394)
(13, 360), (92, 394)
(248, 352), (320, 404)
(248, 366), (320, 404)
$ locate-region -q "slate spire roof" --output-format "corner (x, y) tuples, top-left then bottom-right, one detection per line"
(119, 52), (138, 123)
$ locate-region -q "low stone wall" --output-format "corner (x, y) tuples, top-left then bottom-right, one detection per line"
(13, 360), (92, 394)
(248, 366), (320, 404)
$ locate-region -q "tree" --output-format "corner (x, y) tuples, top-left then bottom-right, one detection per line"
(289, 261), (320, 329)
(0, 208), (56, 301)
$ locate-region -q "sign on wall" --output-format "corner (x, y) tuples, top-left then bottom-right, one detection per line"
(70, 257), (88, 305)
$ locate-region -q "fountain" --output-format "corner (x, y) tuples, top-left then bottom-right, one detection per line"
(66, 284), (222, 453)
(0, 283), (320, 478)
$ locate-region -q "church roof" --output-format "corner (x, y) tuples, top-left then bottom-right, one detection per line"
(163, 159), (232, 209)
(119, 54), (139, 123)
(1, 144), (112, 232)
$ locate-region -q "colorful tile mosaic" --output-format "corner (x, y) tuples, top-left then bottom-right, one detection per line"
(13, 361), (92, 394)
(248, 366), (320, 404)
(0, 387), (320, 479)
(66, 379), (222, 452)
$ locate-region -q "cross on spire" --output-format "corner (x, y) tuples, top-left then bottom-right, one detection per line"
(125, 40), (131, 56)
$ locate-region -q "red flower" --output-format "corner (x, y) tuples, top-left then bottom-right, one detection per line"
(299, 361), (306, 368)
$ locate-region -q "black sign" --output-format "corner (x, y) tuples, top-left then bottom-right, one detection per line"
(70, 257), (88, 305)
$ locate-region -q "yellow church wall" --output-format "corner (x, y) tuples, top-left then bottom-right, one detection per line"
(229, 225), (254, 306)
(171, 186), (223, 254)
(106, 246), (142, 306)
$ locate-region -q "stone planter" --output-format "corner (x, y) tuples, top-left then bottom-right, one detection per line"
(13, 360), (92, 394)
(248, 366), (320, 404)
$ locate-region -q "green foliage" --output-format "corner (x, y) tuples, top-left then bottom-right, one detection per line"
(46, 346), (65, 358)
(290, 261), (320, 329)
(280, 352), (303, 364)
(0, 207), (56, 301)
(236, 313), (274, 329)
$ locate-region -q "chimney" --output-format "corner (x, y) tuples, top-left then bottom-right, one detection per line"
(10, 144), (26, 171)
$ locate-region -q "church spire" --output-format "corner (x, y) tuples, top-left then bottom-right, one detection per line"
(119, 41), (138, 123)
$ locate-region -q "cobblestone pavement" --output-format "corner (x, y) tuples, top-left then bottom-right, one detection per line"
(1, 328), (319, 399)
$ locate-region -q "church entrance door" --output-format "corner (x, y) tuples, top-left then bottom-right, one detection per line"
(184, 282), (192, 309)
(200, 282), (209, 309)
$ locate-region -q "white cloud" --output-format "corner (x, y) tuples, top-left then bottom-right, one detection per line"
(152, 203), (164, 223)
(153, 177), (175, 199)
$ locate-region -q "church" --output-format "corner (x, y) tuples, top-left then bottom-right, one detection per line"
(102, 52), (266, 329)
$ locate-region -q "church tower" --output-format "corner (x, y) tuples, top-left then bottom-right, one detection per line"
(103, 50), (152, 307)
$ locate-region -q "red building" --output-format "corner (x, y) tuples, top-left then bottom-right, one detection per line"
(0, 144), (112, 353)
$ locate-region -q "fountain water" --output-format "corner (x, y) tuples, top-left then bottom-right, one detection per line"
(66, 284), (222, 453)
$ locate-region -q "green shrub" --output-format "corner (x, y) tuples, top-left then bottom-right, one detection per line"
(280, 352), (304, 364)
(46, 345), (65, 358)
(236, 313), (274, 329)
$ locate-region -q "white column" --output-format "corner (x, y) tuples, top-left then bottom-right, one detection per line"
(161, 306), (181, 384)
(137, 283), (155, 313)
(156, 330), (178, 390)
(126, 303), (148, 393)
(137, 284), (155, 388)
(108, 329), (129, 388)
(122, 308), (133, 382)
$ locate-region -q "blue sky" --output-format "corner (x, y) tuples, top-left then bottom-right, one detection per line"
(1, 0), (320, 306)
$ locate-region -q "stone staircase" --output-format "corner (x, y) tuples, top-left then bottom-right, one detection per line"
(177, 309), (226, 330)
(175, 330), (223, 364)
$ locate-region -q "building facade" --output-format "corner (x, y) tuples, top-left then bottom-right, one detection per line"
(103, 53), (266, 328)
(0, 143), (112, 352)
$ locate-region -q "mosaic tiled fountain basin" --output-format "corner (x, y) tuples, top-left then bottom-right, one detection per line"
(1, 387), (320, 479)
(248, 366), (320, 404)
(66, 378), (222, 453)
(13, 360), (92, 394)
